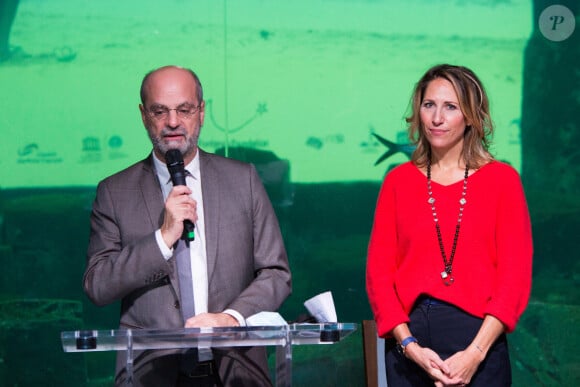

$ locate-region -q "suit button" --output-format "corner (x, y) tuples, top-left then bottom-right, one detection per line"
(174, 300), (180, 309)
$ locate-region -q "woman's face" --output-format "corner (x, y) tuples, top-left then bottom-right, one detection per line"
(420, 77), (468, 154)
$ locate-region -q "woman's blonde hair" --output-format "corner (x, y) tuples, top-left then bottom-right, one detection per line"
(406, 64), (494, 168)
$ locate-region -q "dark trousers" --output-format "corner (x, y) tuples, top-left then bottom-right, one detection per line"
(385, 298), (511, 386)
(117, 348), (272, 387)
(120, 353), (223, 387)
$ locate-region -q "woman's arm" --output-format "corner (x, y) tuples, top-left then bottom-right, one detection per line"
(437, 315), (505, 386)
(391, 323), (462, 386)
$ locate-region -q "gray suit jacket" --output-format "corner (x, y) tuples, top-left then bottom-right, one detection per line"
(84, 149), (292, 386)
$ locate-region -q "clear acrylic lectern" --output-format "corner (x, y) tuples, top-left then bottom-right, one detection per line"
(61, 323), (357, 387)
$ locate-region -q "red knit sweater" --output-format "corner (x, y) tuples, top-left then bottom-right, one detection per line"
(366, 161), (533, 337)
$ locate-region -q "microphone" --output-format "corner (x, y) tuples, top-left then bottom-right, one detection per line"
(165, 149), (195, 242)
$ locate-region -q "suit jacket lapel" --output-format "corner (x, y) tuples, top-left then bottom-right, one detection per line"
(139, 155), (180, 294)
(199, 150), (219, 280)
(139, 155), (166, 227)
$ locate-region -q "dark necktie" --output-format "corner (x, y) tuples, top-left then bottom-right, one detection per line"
(175, 239), (195, 323)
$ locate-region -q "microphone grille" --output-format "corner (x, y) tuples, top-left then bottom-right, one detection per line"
(165, 149), (183, 167)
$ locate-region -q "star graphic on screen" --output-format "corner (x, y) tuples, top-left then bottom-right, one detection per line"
(372, 132), (415, 166)
(256, 103), (268, 115)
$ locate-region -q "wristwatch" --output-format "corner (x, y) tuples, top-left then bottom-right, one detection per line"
(398, 336), (418, 355)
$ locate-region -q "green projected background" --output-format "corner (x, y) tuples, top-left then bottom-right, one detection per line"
(1, 0), (531, 186)
(0, 0), (578, 386)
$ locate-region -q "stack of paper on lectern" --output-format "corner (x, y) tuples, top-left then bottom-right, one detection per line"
(245, 291), (337, 327)
(246, 311), (288, 327)
(303, 291), (337, 323)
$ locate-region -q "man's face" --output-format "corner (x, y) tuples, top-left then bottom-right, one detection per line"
(139, 67), (205, 164)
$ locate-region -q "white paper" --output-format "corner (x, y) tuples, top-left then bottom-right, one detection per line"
(246, 311), (288, 326)
(303, 291), (338, 322)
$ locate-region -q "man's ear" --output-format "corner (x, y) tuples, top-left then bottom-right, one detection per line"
(199, 100), (206, 125)
(139, 104), (147, 121)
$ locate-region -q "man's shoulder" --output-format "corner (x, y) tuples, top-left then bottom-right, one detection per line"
(99, 156), (153, 186)
(200, 149), (253, 172)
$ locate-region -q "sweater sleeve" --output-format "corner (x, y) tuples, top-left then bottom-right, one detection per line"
(366, 172), (409, 337)
(484, 166), (533, 332)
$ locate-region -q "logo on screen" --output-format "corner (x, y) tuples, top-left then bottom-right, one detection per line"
(80, 135), (126, 163)
(17, 143), (63, 164)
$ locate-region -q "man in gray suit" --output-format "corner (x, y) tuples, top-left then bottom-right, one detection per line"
(84, 65), (292, 386)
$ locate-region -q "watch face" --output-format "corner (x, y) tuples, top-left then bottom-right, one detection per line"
(398, 336), (418, 355)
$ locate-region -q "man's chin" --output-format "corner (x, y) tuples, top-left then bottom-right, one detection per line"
(161, 140), (186, 152)
(159, 143), (196, 158)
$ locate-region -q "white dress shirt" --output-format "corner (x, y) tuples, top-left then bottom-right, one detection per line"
(153, 151), (208, 317)
(151, 152), (245, 326)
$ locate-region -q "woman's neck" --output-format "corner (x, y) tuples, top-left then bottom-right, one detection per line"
(428, 148), (467, 185)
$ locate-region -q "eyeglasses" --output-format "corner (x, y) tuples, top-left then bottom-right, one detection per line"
(146, 103), (202, 121)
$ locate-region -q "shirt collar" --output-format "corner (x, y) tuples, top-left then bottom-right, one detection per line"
(152, 150), (200, 185)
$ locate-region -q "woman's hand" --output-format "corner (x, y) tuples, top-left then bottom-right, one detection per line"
(434, 344), (485, 386)
(404, 343), (463, 386)
(433, 314), (504, 386)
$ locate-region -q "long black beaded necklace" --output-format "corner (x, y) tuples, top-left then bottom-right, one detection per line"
(426, 159), (469, 286)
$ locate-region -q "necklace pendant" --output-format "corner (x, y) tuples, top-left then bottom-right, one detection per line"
(441, 271), (455, 286)
(428, 161), (467, 289)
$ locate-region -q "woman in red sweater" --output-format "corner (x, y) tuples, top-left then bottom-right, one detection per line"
(366, 64), (532, 386)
